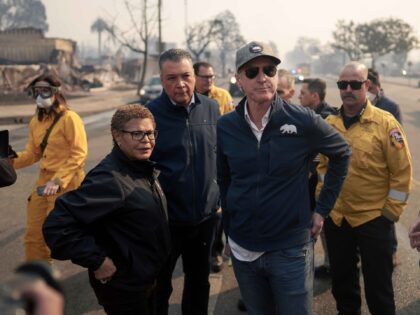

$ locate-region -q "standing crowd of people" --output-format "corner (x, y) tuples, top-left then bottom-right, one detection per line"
(0, 39), (417, 315)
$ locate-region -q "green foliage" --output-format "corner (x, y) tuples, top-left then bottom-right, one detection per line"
(332, 20), (363, 61)
(0, 0), (48, 32)
(332, 18), (419, 68)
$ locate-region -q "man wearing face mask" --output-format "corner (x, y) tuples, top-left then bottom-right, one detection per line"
(10, 74), (88, 263)
(368, 68), (403, 267)
(367, 68), (402, 124)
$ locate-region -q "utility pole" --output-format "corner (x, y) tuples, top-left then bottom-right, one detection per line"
(158, 0), (163, 54)
(184, 0), (188, 35)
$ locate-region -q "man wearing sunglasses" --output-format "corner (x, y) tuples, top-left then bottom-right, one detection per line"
(317, 62), (412, 315)
(217, 41), (351, 315)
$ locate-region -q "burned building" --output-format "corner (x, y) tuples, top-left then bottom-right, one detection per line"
(0, 27), (78, 96)
(0, 27), (76, 65)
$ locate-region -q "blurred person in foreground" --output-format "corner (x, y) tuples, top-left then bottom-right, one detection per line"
(217, 41), (350, 315)
(147, 49), (220, 315)
(10, 73), (87, 263)
(43, 105), (171, 315)
(299, 78), (338, 278)
(317, 62), (412, 315)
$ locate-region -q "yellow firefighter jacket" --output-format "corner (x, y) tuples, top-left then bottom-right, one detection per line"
(13, 108), (88, 189)
(317, 101), (412, 227)
(208, 85), (234, 115)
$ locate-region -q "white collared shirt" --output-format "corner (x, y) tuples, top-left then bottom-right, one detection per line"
(244, 101), (271, 142)
(170, 94), (196, 112)
(227, 101), (271, 262)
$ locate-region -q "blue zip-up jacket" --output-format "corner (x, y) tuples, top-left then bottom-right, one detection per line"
(217, 96), (351, 251)
(147, 91), (220, 225)
(376, 92), (402, 124)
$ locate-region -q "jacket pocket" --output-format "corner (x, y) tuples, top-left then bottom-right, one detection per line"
(351, 142), (372, 169)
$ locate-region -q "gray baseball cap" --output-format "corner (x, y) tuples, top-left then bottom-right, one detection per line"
(235, 41), (281, 71)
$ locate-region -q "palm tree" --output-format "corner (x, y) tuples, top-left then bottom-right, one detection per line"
(90, 18), (108, 60)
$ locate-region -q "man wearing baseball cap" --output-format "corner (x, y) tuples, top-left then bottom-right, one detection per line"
(216, 41), (351, 314)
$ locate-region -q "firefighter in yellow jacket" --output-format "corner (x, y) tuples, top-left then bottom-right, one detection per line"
(193, 61), (234, 114)
(317, 62), (411, 315)
(12, 74), (88, 263)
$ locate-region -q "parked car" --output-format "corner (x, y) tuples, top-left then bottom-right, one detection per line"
(139, 75), (162, 104)
(228, 76), (244, 98)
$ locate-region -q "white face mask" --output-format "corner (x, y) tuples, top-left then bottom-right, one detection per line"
(366, 91), (377, 104)
(36, 95), (54, 109)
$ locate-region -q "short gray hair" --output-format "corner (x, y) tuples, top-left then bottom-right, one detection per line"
(159, 49), (193, 71)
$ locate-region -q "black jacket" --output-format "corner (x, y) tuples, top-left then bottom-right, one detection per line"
(376, 92), (402, 124)
(315, 101), (338, 119)
(0, 159), (16, 187)
(308, 101), (339, 209)
(147, 91), (220, 225)
(43, 146), (171, 291)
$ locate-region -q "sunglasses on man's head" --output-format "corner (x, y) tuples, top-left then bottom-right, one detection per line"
(244, 65), (277, 79)
(336, 80), (367, 90)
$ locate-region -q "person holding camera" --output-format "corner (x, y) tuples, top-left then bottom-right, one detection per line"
(0, 158), (16, 188)
(10, 73), (88, 263)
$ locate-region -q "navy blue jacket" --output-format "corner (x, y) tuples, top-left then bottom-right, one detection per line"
(147, 91), (220, 225)
(376, 92), (402, 124)
(217, 96), (350, 251)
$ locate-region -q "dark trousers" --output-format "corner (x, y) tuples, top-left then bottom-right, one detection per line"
(91, 281), (156, 315)
(325, 216), (395, 315)
(156, 217), (216, 315)
(211, 211), (224, 257)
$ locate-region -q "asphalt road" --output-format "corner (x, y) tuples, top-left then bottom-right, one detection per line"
(0, 80), (419, 314)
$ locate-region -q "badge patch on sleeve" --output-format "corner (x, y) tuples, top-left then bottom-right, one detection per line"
(389, 128), (404, 149)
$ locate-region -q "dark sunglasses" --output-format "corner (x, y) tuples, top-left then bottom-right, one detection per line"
(336, 80), (367, 90)
(244, 65), (277, 79)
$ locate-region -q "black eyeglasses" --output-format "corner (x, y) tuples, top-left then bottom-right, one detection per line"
(336, 80), (367, 90)
(244, 65), (277, 79)
(28, 86), (58, 99)
(121, 130), (158, 141)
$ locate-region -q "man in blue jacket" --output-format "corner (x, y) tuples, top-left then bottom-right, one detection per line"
(217, 41), (351, 315)
(147, 48), (220, 315)
(367, 68), (402, 124)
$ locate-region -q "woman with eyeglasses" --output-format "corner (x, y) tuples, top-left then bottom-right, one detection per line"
(10, 73), (87, 263)
(43, 104), (171, 315)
